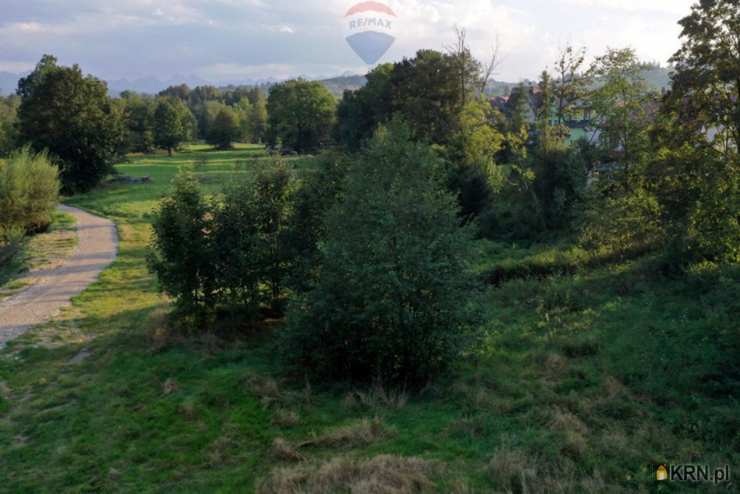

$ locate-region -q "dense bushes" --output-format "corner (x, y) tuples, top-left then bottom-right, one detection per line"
(282, 124), (480, 384)
(148, 163), (301, 322)
(0, 147), (60, 241)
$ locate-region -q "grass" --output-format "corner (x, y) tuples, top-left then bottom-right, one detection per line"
(0, 143), (738, 492)
(0, 211), (77, 300)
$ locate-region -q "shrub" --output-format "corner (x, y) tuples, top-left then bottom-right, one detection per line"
(149, 164), (300, 324)
(282, 122), (480, 385)
(147, 172), (217, 319)
(0, 146), (59, 241)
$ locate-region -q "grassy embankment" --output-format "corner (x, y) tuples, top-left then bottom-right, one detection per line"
(0, 211), (77, 301)
(0, 144), (737, 492)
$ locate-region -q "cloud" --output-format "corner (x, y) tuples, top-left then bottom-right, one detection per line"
(0, 0), (693, 84)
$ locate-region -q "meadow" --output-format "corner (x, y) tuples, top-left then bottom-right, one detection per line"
(0, 145), (737, 493)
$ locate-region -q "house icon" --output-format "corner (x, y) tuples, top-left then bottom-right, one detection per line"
(657, 465), (669, 481)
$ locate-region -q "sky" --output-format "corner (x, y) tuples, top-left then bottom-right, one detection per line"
(0, 0), (697, 85)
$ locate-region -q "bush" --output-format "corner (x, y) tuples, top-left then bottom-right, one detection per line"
(147, 173), (217, 319)
(0, 146), (59, 241)
(282, 123), (480, 385)
(148, 165), (299, 324)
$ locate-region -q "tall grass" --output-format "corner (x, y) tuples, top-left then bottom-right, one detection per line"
(0, 146), (60, 244)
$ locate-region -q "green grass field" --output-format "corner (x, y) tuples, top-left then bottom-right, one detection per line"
(0, 145), (737, 492)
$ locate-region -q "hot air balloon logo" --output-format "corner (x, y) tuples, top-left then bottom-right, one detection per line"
(343, 2), (396, 65)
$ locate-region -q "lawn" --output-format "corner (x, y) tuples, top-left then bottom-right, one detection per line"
(0, 144), (737, 493)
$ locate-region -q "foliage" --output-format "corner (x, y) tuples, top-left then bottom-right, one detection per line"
(147, 173), (217, 319)
(120, 93), (156, 153)
(16, 55), (125, 192)
(643, 0), (740, 265)
(285, 151), (350, 290)
(0, 146), (59, 241)
(154, 97), (195, 156)
(267, 79), (336, 153)
(0, 95), (19, 157)
(283, 123), (480, 385)
(335, 64), (394, 150)
(207, 107), (241, 150)
(148, 161), (300, 322)
(587, 48), (658, 186)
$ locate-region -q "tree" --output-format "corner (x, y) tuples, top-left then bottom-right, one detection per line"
(267, 80), (336, 153)
(336, 63), (394, 150)
(154, 98), (193, 156)
(16, 55), (124, 192)
(148, 173), (217, 320)
(121, 93), (156, 153)
(389, 50), (463, 145)
(587, 48), (658, 188)
(0, 95), (19, 156)
(643, 0), (739, 264)
(282, 122), (480, 385)
(249, 93), (268, 144)
(207, 107), (240, 149)
(536, 71), (555, 152)
(669, 0), (739, 154)
(553, 45), (589, 139)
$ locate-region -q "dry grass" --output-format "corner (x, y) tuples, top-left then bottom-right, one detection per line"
(272, 409), (300, 428)
(301, 417), (395, 449)
(257, 454), (436, 494)
(549, 407), (589, 459)
(271, 438), (305, 462)
(343, 385), (408, 411)
(162, 378), (178, 395)
(487, 448), (538, 493)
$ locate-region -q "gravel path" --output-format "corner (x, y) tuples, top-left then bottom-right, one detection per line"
(0, 205), (118, 347)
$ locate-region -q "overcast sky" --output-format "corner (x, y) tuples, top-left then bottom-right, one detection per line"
(0, 0), (696, 84)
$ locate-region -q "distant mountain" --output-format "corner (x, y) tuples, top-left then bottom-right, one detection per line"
(319, 74), (367, 97)
(0, 66), (672, 99)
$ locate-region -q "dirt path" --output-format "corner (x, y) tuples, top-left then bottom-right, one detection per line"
(0, 205), (118, 347)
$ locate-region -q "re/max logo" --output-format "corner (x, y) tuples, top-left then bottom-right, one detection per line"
(348, 18), (392, 30)
(662, 464), (731, 484)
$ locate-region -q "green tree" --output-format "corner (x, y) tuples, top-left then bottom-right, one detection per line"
(207, 107), (240, 150)
(588, 48), (658, 188)
(389, 50), (463, 145)
(643, 0), (739, 264)
(536, 70), (556, 152)
(0, 95), (19, 156)
(336, 64), (394, 150)
(553, 45), (589, 139)
(121, 93), (156, 153)
(267, 80), (336, 153)
(249, 93), (268, 144)
(282, 122), (479, 385)
(147, 173), (216, 319)
(154, 98), (193, 156)
(16, 55), (124, 192)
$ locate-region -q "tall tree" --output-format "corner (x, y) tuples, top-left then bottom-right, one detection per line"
(207, 107), (240, 150)
(154, 98), (193, 156)
(16, 55), (124, 192)
(645, 0), (740, 263)
(669, 0), (739, 154)
(249, 93), (268, 144)
(267, 79), (336, 153)
(553, 46), (589, 139)
(588, 48), (659, 187)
